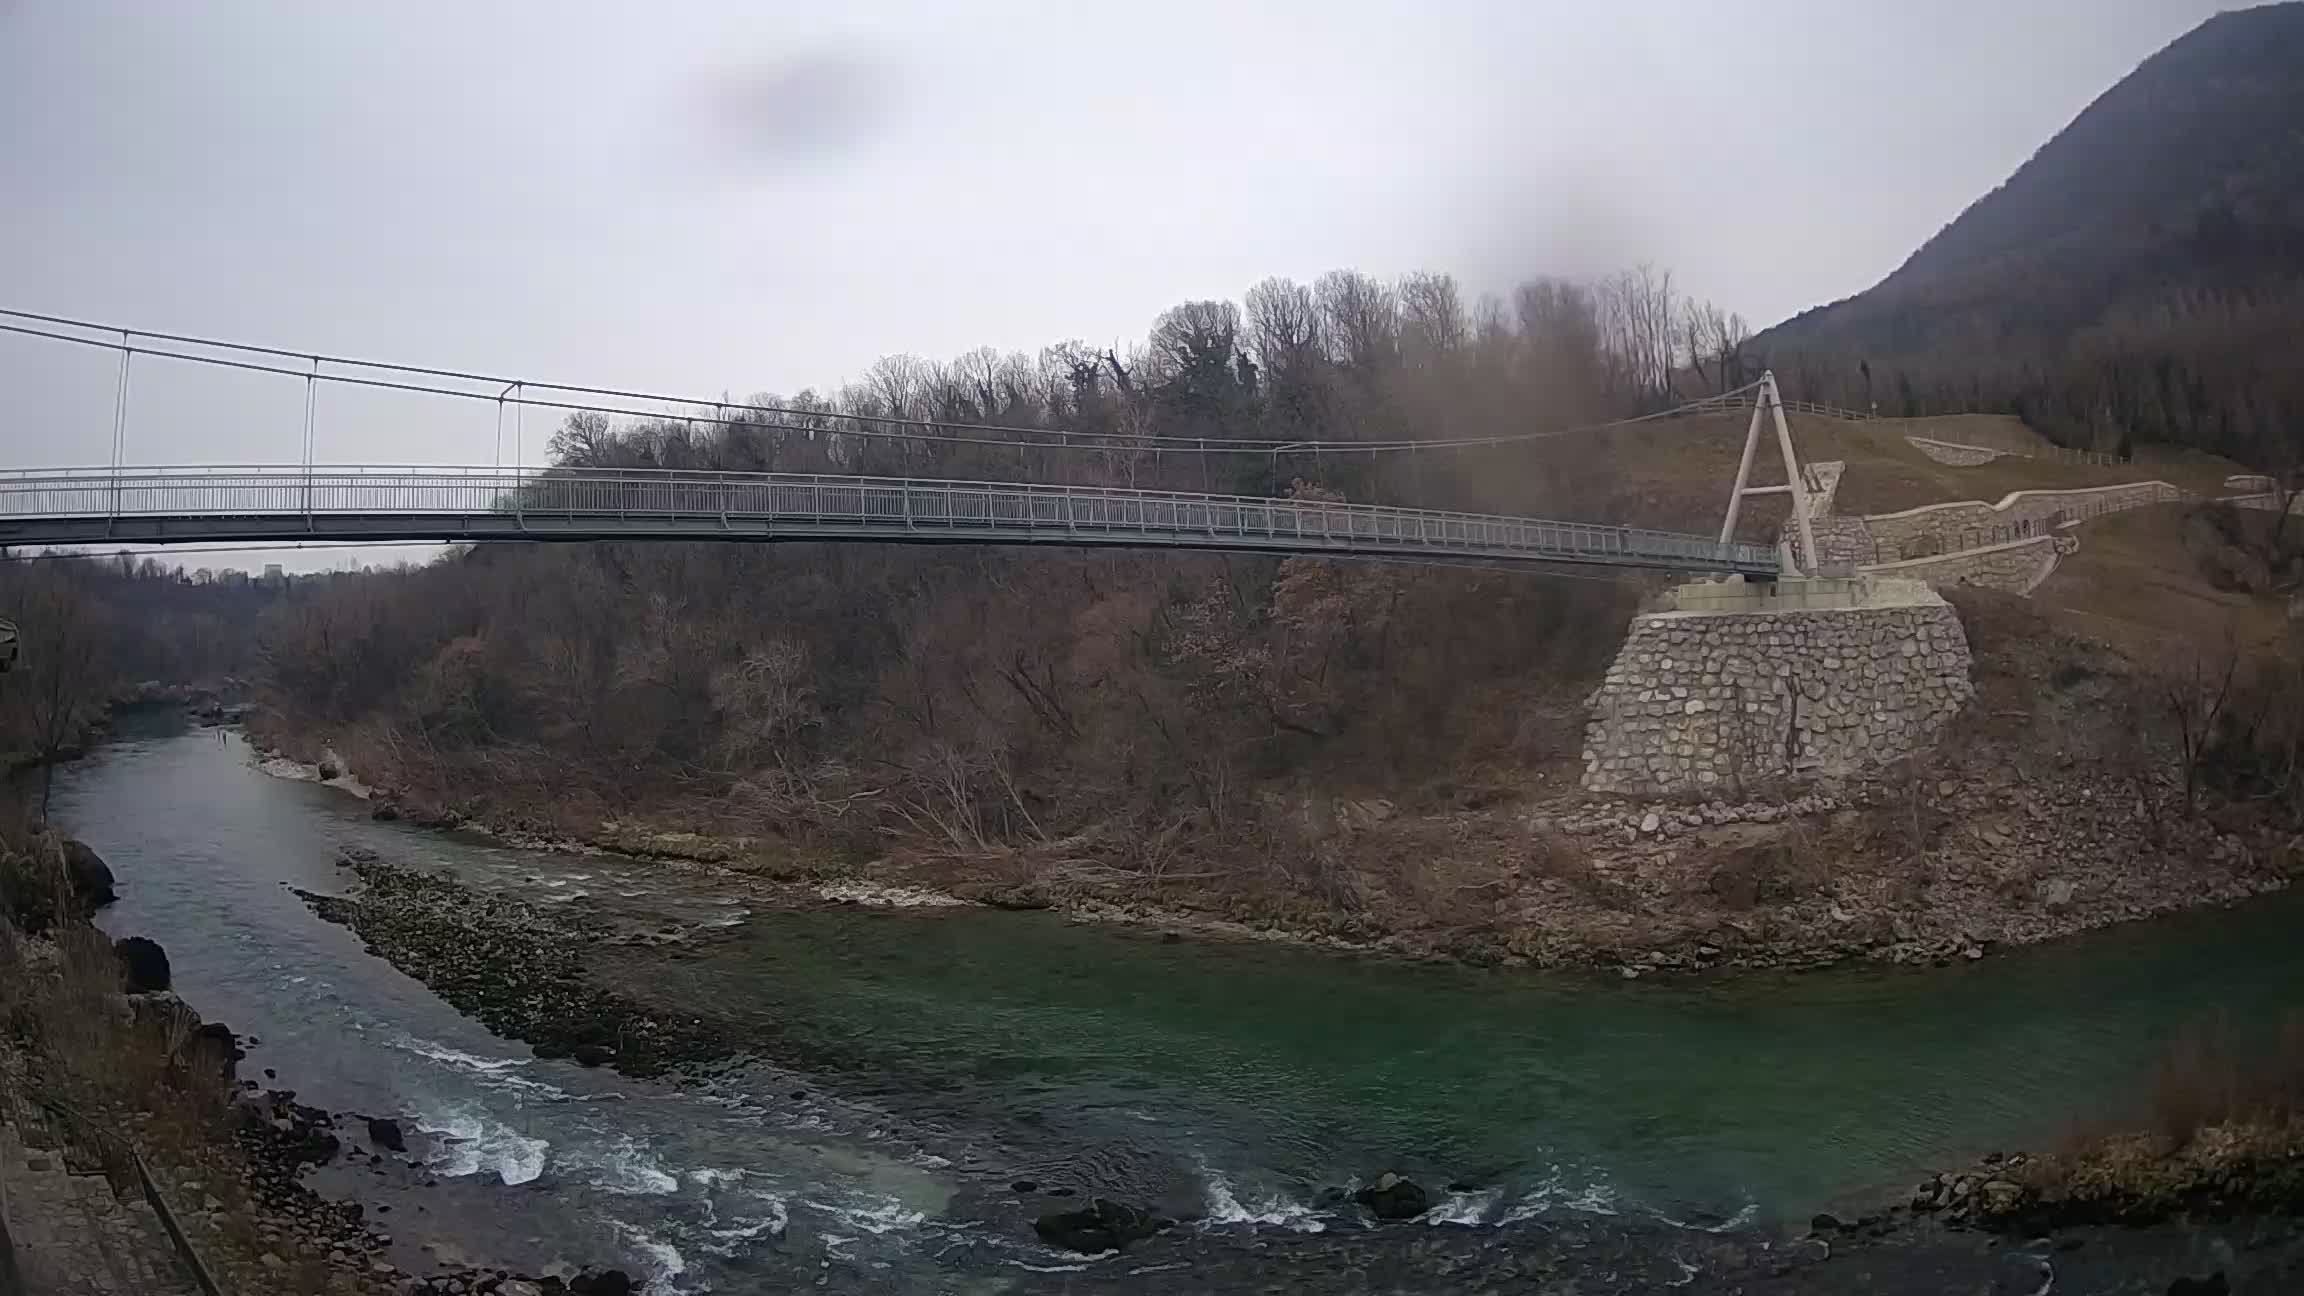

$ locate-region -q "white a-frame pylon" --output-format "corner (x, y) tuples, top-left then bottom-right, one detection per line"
(1717, 371), (1818, 576)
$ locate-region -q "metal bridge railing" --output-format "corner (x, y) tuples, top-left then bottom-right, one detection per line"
(0, 465), (1780, 574)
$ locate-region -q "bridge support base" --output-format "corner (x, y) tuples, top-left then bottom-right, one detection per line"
(1580, 577), (1974, 797)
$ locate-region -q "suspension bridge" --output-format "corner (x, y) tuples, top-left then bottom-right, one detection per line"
(0, 311), (1801, 576)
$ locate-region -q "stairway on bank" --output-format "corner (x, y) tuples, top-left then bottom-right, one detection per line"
(0, 1104), (200, 1296)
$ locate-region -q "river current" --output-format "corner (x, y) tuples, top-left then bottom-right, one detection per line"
(55, 717), (2304, 1291)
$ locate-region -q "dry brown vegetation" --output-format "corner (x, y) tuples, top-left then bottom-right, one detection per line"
(0, 825), (375, 1296)
(229, 260), (2304, 968)
(2013, 1019), (2304, 1221)
(0, 555), (276, 789)
(247, 264), (1742, 933)
(251, 539), (1643, 938)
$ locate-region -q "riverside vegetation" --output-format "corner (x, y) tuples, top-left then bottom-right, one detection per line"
(0, 822), (641, 1295)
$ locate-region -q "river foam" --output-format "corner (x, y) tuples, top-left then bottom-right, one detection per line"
(560, 1134), (681, 1195)
(613, 1222), (688, 1290)
(392, 1033), (576, 1101)
(1200, 1172), (1329, 1233)
(413, 1105), (549, 1185)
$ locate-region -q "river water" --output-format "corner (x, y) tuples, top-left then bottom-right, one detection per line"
(53, 718), (2304, 1291)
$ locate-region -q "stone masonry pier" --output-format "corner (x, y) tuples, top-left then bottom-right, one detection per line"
(1582, 576), (1974, 797)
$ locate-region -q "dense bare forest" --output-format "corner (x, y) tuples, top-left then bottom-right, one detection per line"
(1752, 3), (2304, 468)
(0, 555), (272, 808)
(246, 263), (1761, 914)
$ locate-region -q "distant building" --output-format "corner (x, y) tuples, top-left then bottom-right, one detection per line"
(261, 564), (286, 587)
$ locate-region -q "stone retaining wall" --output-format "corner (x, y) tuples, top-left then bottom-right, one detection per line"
(1863, 482), (2184, 560)
(1582, 588), (1974, 797)
(1907, 438), (2007, 466)
(1859, 533), (2076, 596)
(1785, 463), (1868, 569)
(2227, 491), (2303, 514)
(1806, 516), (1877, 566)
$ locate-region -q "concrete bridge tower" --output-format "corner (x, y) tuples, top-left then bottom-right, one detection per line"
(1579, 374), (1977, 796)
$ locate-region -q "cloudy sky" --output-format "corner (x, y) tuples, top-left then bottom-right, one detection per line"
(0, 0), (2235, 565)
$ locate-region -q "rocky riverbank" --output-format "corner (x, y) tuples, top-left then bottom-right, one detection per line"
(2, 841), (643, 1296)
(245, 701), (2295, 986)
(1, 985), (637, 1296)
(296, 850), (731, 1078)
(236, 577), (2304, 984)
(353, 776), (2296, 979)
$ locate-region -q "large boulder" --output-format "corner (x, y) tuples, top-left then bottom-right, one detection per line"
(114, 936), (171, 993)
(1354, 1172), (1431, 1221)
(366, 1117), (407, 1153)
(569, 1270), (635, 1296)
(1033, 1198), (1161, 1254)
(189, 1021), (244, 1075)
(62, 838), (116, 911)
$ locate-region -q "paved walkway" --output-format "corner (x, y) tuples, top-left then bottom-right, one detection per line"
(1, 1114), (200, 1296)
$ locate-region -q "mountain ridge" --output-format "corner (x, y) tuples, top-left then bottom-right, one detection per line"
(1753, 2), (2304, 462)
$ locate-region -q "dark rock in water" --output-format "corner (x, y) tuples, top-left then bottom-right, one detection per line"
(569, 1269), (635, 1296)
(2167, 1274), (2229, 1296)
(114, 936), (171, 992)
(190, 1021), (243, 1069)
(1034, 1198), (1158, 1254)
(62, 838), (116, 911)
(1354, 1172), (1430, 1221)
(1160, 931), (1184, 944)
(1044, 1185), (1075, 1197)
(371, 803), (402, 822)
(571, 1044), (616, 1067)
(366, 1118), (406, 1153)
(1810, 1212), (1849, 1234)
(317, 760), (342, 780)
(1010, 1180), (1039, 1194)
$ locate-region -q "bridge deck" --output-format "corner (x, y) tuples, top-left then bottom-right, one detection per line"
(0, 467), (1779, 574)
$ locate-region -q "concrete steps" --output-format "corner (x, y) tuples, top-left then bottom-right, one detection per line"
(1, 1117), (200, 1296)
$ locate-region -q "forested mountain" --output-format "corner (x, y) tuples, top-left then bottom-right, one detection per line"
(1755, 2), (2304, 467)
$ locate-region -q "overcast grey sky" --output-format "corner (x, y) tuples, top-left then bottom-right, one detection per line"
(0, 0), (2234, 566)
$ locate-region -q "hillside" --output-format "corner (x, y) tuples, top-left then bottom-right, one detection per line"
(1753, 2), (2304, 466)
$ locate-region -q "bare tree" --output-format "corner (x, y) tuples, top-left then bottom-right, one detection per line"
(1596, 263), (1680, 406)
(1314, 270), (1398, 374)
(1, 565), (117, 819)
(1514, 277), (1605, 395)
(2163, 632), (2241, 817)
(1396, 271), (1469, 366)
(547, 411), (617, 467)
(1243, 277), (1322, 381)
(1681, 298), (1750, 394)
(1147, 301), (1243, 387)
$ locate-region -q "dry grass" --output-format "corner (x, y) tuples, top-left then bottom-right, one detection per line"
(2031, 503), (2291, 659)
(1529, 410), (2251, 540)
(2146, 1017), (2304, 1143)
(2018, 1017), (2304, 1217)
